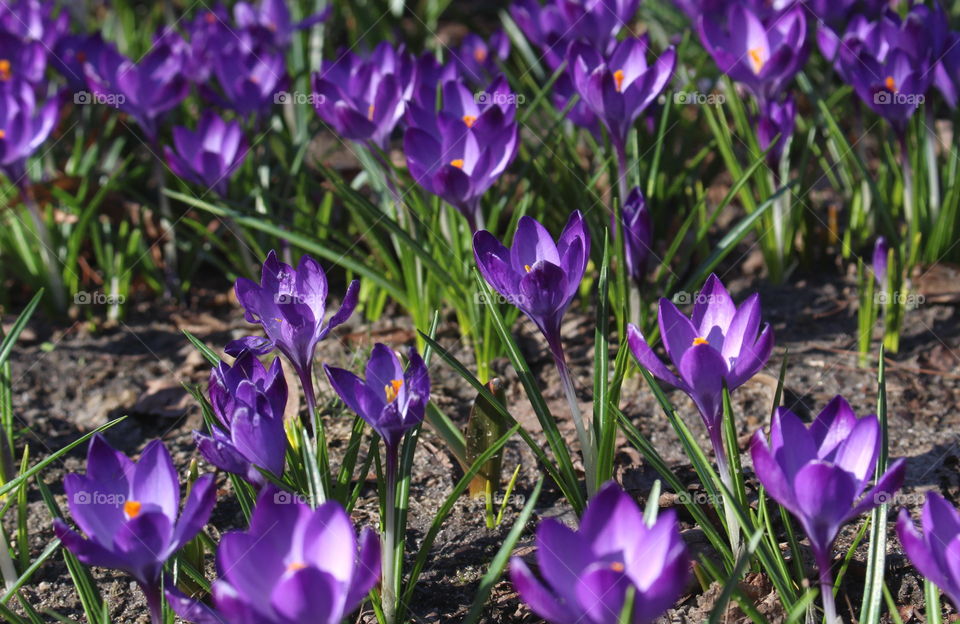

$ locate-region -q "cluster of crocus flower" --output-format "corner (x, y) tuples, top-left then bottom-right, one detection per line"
(404, 76), (519, 230)
(163, 111), (250, 197)
(194, 350), (288, 486)
(751, 397), (906, 623)
(54, 435), (217, 623)
(511, 481), (689, 623)
(831, 5), (949, 135)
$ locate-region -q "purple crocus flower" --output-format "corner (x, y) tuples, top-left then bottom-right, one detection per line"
(164, 111), (249, 196)
(872, 236), (888, 289)
(614, 187), (652, 285)
(207, 44), (287, 116)
(0, 0), (68, 46)
(312, 42), (416, 149)
(836, 6), (940, 134)
(404, 76), (519, 230)
(0, 81), (59, 186)
(54, 435), (217, 623)
(627, 274), (773, 474)
(167, 486), (380, 624)
(698, 5), (809, 103)
(234, 0), (331, 49)
(453, 31), (510, 87)
(510, 481), (689, 623)
(52, 34), (107, 90)
(182, 6), (233, 84)
(569, 37), (676, 158)
(84, 31), (189, 140)
(756, 94), (796, 166)
(324, 344), (430, 452)
(230, 251), (359, 416)
(751, 397), (906, 623)
(474, 211), (590, 359)
(0, 31), (46, 85)
(560, 0), (642, 49)
(897, 493), (960, 611)
(195, 351), (288, 486)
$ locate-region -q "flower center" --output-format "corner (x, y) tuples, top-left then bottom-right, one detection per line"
(123, 500), (142, 519)
(474, 48), (488, 63)
(613, 69), (625, 93)
(0, 130), (5, 139)
(462, 115), (477, 128)
(450, 159), (464, 169)
(287, 561), (307, 572)
(692, 337), (709, 346)
(748, 48), (764, 74)
(367, 104), (375, 120)
(884, 76), (897, 93)
(76, 51), (87, 62)
(385, 379), (403, 403)
(0, 60), (11, 81)
(205, 11), (217, 24)
(524, 264), (532, 273)
(610, 561), (625, 572)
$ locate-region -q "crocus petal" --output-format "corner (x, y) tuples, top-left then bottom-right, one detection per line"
(626, 324), (683, 388)
(270, 567), (339, 624)
(658, 298), (699, 368)
(346, 528), (381, 608)
(131, 440), (180, 521)
(510, 558), (576, 624)
(850, 458), (906, 519)
(677, 343), (728, 430)
(793, 461), (858, 557)
(833, 415), (880, 485)
(750, 430), (798, 511)
(170, 473), (217, 554)
(536, 519), (594, 596)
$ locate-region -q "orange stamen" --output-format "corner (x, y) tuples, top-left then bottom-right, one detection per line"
(287, 561), (307, 572)
(450, 159), (464, 169)
(123, 500), (142, 519)
(474, 48), (488, 63)
(524, 264), (532, 273)
(205, 11), (217, 24)
(611, 562), (625, 572)
(462, 115), (477, 128)
(748, 48), (764, 74)
(885, 76), (897, 92)
(385, 379), (403, 403)
(693, 337), (709, 346)
(367, 104), (375, 120)
(0, 60), (11, 81)
(613, 69), (625, 92)
(0, 130), (5, 140)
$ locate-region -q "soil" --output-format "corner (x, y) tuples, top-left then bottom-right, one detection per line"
(6, 266), (960, 623)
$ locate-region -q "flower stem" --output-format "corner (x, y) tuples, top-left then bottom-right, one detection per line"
(299, 366), (328, 503)
(815, 551), (839, 624)
(382, 444), (399, 624)
(141, 583), (164, 624)
(614, 140), (630, 209)
(709, 425), (741, 556)
(550, 338), (597, 497)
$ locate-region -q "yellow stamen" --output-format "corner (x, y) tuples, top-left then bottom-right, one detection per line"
(287, 561), (307, 572)
(462, 115), (477, 128)
(611, 562), (625, 572)
(450, 159), (464, 169)
(613, 69), (625, 93)
(274, 317), (283, 323)
(0, 60), (11, 81)
(368, 104), (375, 120)
(124, 500), (142, 519)
(524, 264), (532, 273)
(885, 76), (897, 93)
(474, 48), (488, 63)
(385, 379), (403, 403)
(748, 48), (764, 74)
(693, 337), (709, 346)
